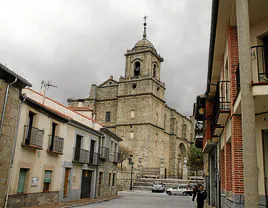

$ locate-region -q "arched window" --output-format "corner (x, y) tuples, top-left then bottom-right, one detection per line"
(134, 62), (141, 77)
(153, 64), (157, 77)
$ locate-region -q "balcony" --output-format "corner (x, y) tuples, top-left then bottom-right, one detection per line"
(113, 152), (120, 164)
(251, 45), (268, 83)
(212, 81), (230, 137)
(73, 148), (90, 164)
(89, 152), (100, 165)
(22, 125), (44, 149)
(100, 146), (110, 160)
(73, 148), (100, 165)
(47, 135), (64, 155)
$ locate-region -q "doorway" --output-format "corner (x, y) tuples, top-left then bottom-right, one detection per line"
(81, 170), (93, 198)
(74, 135), (82, 161)
(63, 168), (70, 198)
(89, 140), (95, 164)
(262, 130), (268, 207)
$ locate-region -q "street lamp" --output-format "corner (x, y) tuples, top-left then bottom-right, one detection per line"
(128, 156), (134, 190)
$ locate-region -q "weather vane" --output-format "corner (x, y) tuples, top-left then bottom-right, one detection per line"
(143, 16), (147, 38)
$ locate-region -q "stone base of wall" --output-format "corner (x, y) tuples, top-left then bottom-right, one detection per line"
(117, 171), (136, 191)
(221, 194), (267, 208)
(8, 191), (59, 208)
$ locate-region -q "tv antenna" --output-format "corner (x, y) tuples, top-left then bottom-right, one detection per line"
(40, 80), (58, 104)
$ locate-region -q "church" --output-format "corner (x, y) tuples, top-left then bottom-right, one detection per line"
(68, 20), (194, 178)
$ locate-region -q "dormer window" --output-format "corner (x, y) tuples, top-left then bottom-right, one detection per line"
(134, 62), (141, 77)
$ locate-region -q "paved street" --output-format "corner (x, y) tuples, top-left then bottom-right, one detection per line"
(78, 190), (195, 208)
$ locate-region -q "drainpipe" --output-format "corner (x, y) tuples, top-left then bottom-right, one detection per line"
(0, 77), (18, 138)
(3, 93), (26, 208)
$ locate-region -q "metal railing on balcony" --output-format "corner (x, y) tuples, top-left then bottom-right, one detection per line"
(113, 152), (120, 163)
(48, 135), (64, 154)
(23, 125), (44, 149)
(73, 148), (90, 164)
(211, 81), (231, 136)
(216, 81), (231, 112)
(100, 146), (110, 160)
(251, 45), (268, 82)
(89, 152), (100, 165)
(73, 148), (100, 165)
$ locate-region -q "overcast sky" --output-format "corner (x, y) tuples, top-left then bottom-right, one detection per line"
(0, 0), (211, 116)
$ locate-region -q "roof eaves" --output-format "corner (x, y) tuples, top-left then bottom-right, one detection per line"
(0, 63), (32, 87)
(206, 0), (219, 95)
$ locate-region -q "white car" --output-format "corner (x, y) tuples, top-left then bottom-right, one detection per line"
(166, 184), (193, 196)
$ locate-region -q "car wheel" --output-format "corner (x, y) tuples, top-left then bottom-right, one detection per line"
(167, 191), (171, 195)
(183, 192), (187, 196)
(152, 190), (154, 193)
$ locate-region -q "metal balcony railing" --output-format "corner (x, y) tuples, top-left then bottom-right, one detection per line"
(23, 125), (44, 149)
(113, 152), (120, 163)
(89, 152), (100, 165)
(48, 135), (64, 154)
(211, 81), (231, 136)
(73, 148), (100, 165)
(100, 146), (110, 160)
(251, 45), (268, 82)
(73, 148), (90, 164)
(216, 81), (231, 112)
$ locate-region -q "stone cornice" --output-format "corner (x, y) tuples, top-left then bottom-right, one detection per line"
(117, 92), (166, 104)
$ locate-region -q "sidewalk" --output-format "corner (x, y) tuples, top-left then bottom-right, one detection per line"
(25, 195), (123, 208)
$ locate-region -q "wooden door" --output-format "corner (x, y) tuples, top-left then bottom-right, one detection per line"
(17, 169), (27, 193)
(81, 170), (92, 198)
(63, 168), (70, 198)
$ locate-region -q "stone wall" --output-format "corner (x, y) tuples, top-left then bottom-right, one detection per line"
(117, 171), (136, 191)
(97, 161), (118, 197)
(7, 191), (59, 208)
(0, 80), (21, 207)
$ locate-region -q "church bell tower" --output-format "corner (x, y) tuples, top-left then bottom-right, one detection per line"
(124, 16), (164, 81)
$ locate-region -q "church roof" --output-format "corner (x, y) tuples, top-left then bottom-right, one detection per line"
(133, 38), (155, 49)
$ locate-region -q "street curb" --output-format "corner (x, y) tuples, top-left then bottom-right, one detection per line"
(62, 195), (124, 208)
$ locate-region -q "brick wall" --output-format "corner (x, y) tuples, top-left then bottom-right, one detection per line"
(221, 149), (225, 190)
(225, 143), (232, 192)
(227, 26), (244, 195)
(0, 80), (21, 207)
(203, 100), (213, 148)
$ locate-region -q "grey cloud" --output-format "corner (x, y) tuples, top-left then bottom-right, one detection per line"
(0, 0), (211, 116)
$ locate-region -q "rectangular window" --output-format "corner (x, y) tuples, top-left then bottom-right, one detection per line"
(49, 122), (58, 151)
(17, 168), (28, 193)
(112, 173), (116, 186)
(99, 172), (103, 185)
(43, 170), (52, 192)
(108, 173), (111, 187)
(105, 112), (111, 122)
(25, 111), (36, 144)
(114, 143), (117, 153)
(131, 110), (135, 118)
(182, 124), (187, 138)
(130, 132), (134, 139)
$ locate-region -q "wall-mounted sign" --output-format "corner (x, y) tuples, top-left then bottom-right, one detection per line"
(31, 177), (39, 186)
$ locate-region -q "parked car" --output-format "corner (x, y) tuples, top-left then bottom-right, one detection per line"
(166, 184), (193, 196)
(152, 181), (165, 193)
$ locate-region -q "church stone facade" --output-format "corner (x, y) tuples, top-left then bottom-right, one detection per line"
(68, 26), (194, 178)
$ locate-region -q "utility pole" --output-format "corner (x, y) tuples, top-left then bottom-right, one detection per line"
(236, 0), (259, 207)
